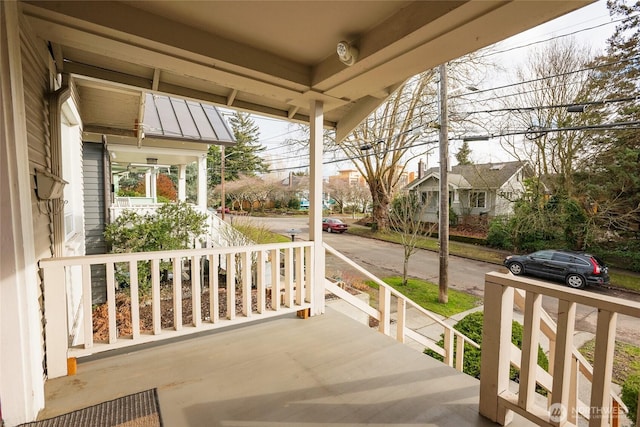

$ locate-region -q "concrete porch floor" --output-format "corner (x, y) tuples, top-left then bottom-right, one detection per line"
(40, 308), (535, 426)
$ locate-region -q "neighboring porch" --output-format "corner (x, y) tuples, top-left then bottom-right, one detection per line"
(38, 307), (535, 426)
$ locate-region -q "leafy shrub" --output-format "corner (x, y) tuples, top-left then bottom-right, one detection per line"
(104, 202), (208, 295)
(622, 374), (639, 424)
(486, 216), (512, 249)
(425, 311), (548, 395)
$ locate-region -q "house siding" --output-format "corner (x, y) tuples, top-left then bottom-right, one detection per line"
(83, 142), (108, 303)
(21, 14), (54, 377)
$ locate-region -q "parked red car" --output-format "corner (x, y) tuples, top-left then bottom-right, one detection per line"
(322, 218), (348, 233)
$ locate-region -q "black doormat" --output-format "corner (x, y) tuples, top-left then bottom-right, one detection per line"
(19, 388), (163, 427)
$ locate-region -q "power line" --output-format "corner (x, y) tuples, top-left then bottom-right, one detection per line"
(265, 121), (640, 172)
(482, 17), (625, 59)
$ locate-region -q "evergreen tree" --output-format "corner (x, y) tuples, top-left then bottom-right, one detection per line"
(573, 0), (640, 234)
(455, 141), (473, 165)
(207, 112), (270, 186)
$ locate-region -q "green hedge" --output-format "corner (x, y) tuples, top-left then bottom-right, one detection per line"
(425, 311), (548, 395)
(622, 374), (640, 424)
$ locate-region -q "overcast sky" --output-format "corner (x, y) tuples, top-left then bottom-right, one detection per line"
(244, 0), (616, 179)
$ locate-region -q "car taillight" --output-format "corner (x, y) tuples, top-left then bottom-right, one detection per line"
(589, 257), (601, 274)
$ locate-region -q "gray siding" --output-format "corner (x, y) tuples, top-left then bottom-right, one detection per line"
(83, 142), (107, 302)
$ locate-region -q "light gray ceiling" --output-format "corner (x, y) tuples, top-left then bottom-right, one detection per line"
(23, 0), (592, 143)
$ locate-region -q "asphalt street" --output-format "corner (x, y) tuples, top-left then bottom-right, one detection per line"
(239, 215), (640, 346)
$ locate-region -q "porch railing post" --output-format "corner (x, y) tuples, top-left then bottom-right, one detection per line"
(589, 309), (617, 427)
(42, 264), (68, 378)
(550, 299), (576, 427)
(479, 277), (514, 425)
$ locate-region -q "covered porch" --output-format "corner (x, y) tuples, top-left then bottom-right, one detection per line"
(38, 307), (532, 427)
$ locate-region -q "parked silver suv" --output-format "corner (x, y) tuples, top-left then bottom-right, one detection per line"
(504, 249), (609, 289)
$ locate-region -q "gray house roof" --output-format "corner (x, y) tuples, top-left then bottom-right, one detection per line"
(407, 161), (530, 190)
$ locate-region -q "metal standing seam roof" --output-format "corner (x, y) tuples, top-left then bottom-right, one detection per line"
(142, 93), (235, 145)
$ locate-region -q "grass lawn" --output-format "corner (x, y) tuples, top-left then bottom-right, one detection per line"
(366, 276), (481, 318)
(579, 339), (640, 386)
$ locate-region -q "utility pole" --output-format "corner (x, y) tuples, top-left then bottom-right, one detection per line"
(438, 63), (449, 304)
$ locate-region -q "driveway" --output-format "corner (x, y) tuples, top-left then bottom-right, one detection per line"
(243, 215), (640, 346)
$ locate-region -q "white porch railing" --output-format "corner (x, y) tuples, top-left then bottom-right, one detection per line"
(40, 242), (313, 379)
(324, 243), (480, 372)
(480, 271), (640, 427)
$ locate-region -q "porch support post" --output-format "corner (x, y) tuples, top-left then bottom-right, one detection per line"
(197, 154), (207, 209)
(178, 164), (187, 202)
(309, 100), (325, 316)
(150, 167), (157, 202)
(145, 171), (151, 197)
(479, 277), (514, 425)
(0, 1), (46, 423)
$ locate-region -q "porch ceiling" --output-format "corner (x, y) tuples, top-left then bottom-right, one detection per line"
(23, 0), (591, 142)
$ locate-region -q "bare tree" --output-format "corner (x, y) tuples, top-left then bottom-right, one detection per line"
(388, 192), (434, 286)
(498, 38), (595, 196)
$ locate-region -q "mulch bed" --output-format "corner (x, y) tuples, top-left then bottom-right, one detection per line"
(92, 283), (273, 342)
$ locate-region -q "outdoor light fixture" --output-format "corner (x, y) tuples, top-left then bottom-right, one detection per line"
(146, 157), (158, 165)
(337, 40), (358, 66)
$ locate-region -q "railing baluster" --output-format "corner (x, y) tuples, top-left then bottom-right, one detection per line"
(81, 265), (93, 348)
(227, 253), (236, 320)
(242, 251), (251, 317)
(589, 309), (617, 427)
(295, 246), (304, 305)
(129, 261), (140, 339)
(378, 286), (390, 335)
(518, 291), (542, 410)
(568, 355), (579, 425)
(151, 259), (161, 335)
(106, 262), (117, 343)
(210, 254), (219, 323)
(396, 297), (406, 343)
(305, 246), (312, 304)
(271, 249), (280, 311)
(455, 334), (465, 372)
(173, 257), (182, 331)
(551, 299), (576, 426)
(191, 255), (202, 327)
(444, 328), (454, 367)
(283, 247), (293, 307)
(256, 251), (265, 314)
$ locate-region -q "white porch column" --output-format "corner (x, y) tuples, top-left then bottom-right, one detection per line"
(178, 164), (187, 202)
(197, 154), (207, 209)
(309, 100), (325, 316)
(149, 167), (157, 202)
(0, 2), (46, 423)
(145, 171), (151, 197)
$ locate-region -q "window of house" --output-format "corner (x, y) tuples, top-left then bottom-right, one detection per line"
(470, 191), (486, 208)
(421, 190), (438, 209)
(61, 101), (83, 241)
